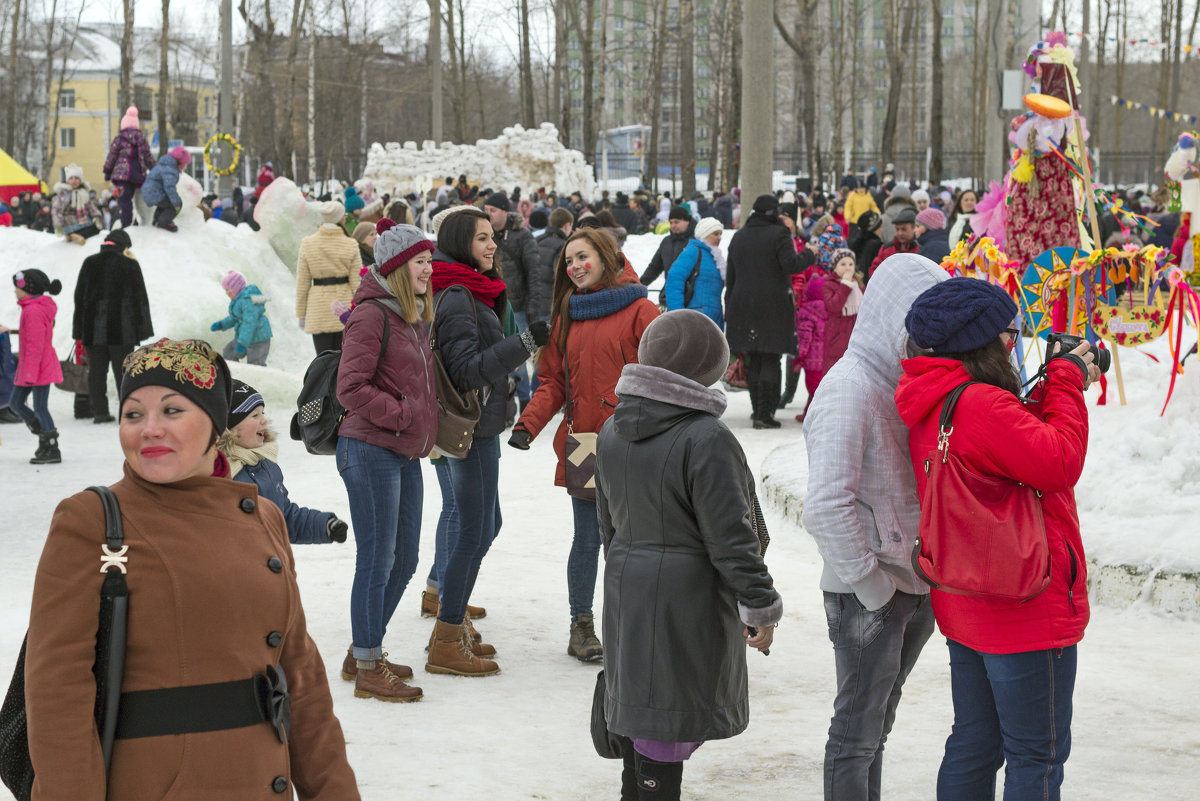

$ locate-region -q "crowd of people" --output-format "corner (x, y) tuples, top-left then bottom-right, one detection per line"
(2, 144), (1114, 798)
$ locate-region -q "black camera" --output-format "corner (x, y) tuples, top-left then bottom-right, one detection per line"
(1045, 333), (1110, 374)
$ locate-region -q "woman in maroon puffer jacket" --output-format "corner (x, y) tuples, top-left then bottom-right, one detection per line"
(335, 220), (438, 703)
(894, 277), (1100, 801)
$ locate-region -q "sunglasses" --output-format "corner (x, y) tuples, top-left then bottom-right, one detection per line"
(1004, 327), (1019, 336)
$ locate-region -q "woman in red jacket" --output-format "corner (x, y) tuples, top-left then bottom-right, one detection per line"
(335, 221), (439, 703)
(894, 277), (1100, 801)
(508, 228), (659, 662)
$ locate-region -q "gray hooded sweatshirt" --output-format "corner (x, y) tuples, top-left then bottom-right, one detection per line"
(801, 252), (948, 610)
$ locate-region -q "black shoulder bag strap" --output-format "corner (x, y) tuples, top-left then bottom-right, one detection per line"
(89, 485), (127, 775)
(430, 285), (479, 352)
(682, 248), (704, 307)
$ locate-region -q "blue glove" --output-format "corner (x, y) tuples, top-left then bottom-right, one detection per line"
(234, 344), (246, 356)
(210, 321), (221, 332)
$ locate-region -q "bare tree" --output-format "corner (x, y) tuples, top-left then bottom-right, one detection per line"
(1089, 0), (1113, 150)
(1153, 0), (1173, 155)
(554, 0), (568, 144)
(880, 0), (914, 170)
(238, 0), (277, 164)
(645, 0), (666, 190)
(680, 0), (695, 195)
(929, 0), (944, 181)
(5, 0), (22, 151)
(429, 0), (442, 140)
(518, 0), (534, 127)
(566, 0), (597, 158)
(774, 0), (822, 181)
(306, 0), (316, 182)
(42, 0), (87, 178)
(157, 0), (170, 156)
(275, 0), (311, 177)
(119, 0), (134, 110)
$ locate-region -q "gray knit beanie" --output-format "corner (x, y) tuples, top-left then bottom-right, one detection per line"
(374, 219), (434, 277)
(637, 310), (730, 387)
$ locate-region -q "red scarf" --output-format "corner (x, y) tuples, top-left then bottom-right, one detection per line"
(431, 261), (507, 306)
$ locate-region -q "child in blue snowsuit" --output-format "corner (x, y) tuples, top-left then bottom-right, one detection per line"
(210, 270), (272, 365)
(218, 379), (348, 545)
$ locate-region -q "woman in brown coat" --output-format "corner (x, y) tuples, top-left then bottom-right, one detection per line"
(24, 338), (359, 800)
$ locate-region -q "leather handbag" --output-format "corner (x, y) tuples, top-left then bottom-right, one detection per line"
(430, 286), (482, 459)
(0, 486), (127, 801)
(55, 342), (89, 395)
(911, 382), (1052, 603)
(562, 353), (597, 501)
(590, 670), (623, 760)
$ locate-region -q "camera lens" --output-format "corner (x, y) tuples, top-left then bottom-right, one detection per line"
(1094, 346), (1111, 374)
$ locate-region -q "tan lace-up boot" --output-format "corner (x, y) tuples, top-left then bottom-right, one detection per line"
(425, 619), (500, 676)
(354, 659), (423, 702)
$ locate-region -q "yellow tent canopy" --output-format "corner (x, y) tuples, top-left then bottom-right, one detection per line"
(0, 147), (47, 202)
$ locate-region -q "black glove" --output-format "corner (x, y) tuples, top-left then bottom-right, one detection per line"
(527, 320), (551, 347)
(326, 516), (348, 543)
(508, 428), (533, 450)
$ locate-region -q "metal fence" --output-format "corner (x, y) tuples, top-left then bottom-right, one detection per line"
(596, 149), (1167, 194)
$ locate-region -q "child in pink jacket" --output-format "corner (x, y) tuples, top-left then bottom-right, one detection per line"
(1, 269), (64, 463)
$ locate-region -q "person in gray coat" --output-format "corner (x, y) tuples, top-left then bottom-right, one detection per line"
(596, 309), (781, 801)
(801, 252), (946, 801)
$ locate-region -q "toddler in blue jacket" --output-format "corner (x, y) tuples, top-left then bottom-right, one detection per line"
(218, 379), (348, 545)
(211, 270), (272, 365)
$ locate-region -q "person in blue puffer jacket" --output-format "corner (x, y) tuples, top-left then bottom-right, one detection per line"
(217, 379), (348, 545)
(210, 270), (273, 365)
(663, 217), (726, 329)
(141, 145), (191, 231)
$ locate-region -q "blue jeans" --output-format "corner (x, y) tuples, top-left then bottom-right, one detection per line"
(337, 436), (424, 660)
(567, 497), (601, 619)
(824, 590), (935, 801)
(425, 459), (457, 591)
(10, 385), (54, 431)
(439, 436), (502, 625)
(938, 640), (1077, 801)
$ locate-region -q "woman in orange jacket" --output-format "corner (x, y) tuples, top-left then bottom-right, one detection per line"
(507, 228), (659, 662)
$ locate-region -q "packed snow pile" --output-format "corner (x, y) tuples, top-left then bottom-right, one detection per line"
(254, 177), (324, 272)
(362, 123), (596, 199)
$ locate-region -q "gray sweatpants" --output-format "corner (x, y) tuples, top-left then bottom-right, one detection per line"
(222, 339), (270, 366)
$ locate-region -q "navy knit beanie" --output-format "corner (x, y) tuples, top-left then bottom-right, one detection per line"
(905, 277), (1018, 353)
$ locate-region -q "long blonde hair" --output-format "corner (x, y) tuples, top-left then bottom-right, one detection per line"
(383, 265), (433, 324)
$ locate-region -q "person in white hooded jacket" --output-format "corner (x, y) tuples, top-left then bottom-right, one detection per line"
(800, 252), (947, 801)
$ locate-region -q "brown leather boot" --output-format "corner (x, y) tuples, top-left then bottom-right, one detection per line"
(425, 619), (500, 677)
(420, 590), (487, 620)
(341, 648), (413, 681)
(353, 659), (423, 702)
(462, 620), (497, 658)
(568, 614), (604, 662)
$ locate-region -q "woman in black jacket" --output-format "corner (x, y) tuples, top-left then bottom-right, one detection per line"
(426, 207), (549, 676)
(71, 228), (153, 422)
(596, 310), (781, 800)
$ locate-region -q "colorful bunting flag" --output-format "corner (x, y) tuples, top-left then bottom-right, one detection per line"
(1110, 95), (1199, 125)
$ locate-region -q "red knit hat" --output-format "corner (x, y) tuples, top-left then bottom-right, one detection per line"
(374, 219), (434, 277)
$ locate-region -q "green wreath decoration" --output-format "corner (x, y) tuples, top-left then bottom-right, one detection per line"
(203, 133), (242, 177)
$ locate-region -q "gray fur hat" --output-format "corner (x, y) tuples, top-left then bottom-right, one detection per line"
(374, 218), (434, 277)
(638, 310), (730, 387)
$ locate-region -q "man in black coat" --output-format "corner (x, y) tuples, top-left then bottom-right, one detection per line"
(71, 228), (154, 422)
(639, 205), (694, 286)
(724, 194), (803, 428)
(533, 208), (573, 323)
(713, 192), (734, 229)
(609, 192), (646, 236)
(484, 191), (543, 410)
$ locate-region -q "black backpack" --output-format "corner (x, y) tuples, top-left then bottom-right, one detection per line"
(290, 300), (390, 455)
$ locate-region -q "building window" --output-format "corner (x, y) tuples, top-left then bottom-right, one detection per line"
(58, 89), (75, 109)
(569, 58), (580, 69)
(204, 96), (211, 116)
(615, 17), (623, 29)
(59, 127), (75, 148)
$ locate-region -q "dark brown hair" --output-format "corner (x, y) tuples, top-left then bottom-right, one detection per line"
(549, 229), (624, 353)
(938, 338), (1021, 396)
(437, 206), (503, 277)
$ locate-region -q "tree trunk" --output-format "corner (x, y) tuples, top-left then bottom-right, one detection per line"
(275, 0), (310, 178)
(774, 3), (820, 183)
(6, 0), (24, 153)
(726, 0), (742, 191)
(157, 0), (170, 157)
(1089, 0), (1112, 153)
(306, 2), (316, 183)
(680, 0), (696, 196)
(519, 0), (535, 128)
(444, 0), (464, 141)
(120, 0), (135, 111)
(237, 0), (275, 163)
(428, 0), (442, 140)
(1168, 0), (1184, 137)
(456, 0), (468, 139)
(40, 0), (60, 179)
(595, 0), (609, 163)
(555, 0), (569, 145)
(646, 0), (666, 191)
(1112, 0), (1125, 175)
(1153, 0), (1173, 155)
(970, 0), (987, 182)
(880, 0), (912, 172)
(929, 0), (944, 182)
(571, 0), (597, 161)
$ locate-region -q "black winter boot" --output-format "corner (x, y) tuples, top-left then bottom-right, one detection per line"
(634, 753), (683, 800)
(23, 416), (42, 436)
(31, 431), (61, 465)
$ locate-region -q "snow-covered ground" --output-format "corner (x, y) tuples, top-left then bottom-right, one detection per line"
(1, 220), (1199, 798)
